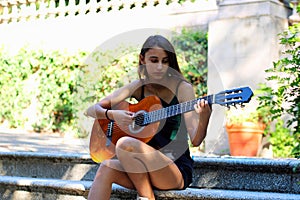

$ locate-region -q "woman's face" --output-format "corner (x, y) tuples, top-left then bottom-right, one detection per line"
(140, 47), (169, 81)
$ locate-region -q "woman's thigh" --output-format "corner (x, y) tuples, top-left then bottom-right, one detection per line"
(148, 162), (184, 190)
(116, 137), (184, 190)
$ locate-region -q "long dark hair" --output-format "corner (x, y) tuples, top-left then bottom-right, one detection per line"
(138, 35), (185, 80)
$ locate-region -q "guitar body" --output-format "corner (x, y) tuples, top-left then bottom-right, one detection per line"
(89, 96), (162, 163)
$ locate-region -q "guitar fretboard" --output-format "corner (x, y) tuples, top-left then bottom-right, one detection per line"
(142, 95), (214, 125)
(133, 86), (253, 126)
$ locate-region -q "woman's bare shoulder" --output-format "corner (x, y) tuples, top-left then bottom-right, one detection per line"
(125, 79), (144, 98)
(178, 80), (193, 91)
(177, 80), (195, 102)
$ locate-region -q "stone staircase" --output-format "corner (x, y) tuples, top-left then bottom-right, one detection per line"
(0, 151), (299, 200)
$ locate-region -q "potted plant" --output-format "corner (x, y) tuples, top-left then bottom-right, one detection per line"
(225, 104), (270, 157)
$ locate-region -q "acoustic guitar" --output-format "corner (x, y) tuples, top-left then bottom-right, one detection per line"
(89, 86), (253, 163)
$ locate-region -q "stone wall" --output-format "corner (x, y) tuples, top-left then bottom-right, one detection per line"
(205, 0), (292, 155)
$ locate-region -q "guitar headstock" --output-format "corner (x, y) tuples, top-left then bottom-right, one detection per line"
(214, 86), (253, 108)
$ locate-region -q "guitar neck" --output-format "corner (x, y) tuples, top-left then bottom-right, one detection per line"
(143, 95), (214, 125)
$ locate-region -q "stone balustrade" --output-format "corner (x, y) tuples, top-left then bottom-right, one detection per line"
(0, 0), (185, 24)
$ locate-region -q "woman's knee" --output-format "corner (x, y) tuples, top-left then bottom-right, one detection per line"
(116, 136), (141, 153)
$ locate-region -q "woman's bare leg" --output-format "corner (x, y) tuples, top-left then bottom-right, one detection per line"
(87, 159), (135, 200)
(116, 137), (184, 200)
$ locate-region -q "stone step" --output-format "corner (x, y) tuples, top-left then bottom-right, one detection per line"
(0, 176), (90, 200)
(1, 176), (300, 200)
(192, 156), (300, 194)
(1, 152), (299, 194)
(0, 151), (299, 198)
(0, 152), (97, 181)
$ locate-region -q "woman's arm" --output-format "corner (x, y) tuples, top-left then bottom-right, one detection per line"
(178, 82), (212, 147)
(85, 80), (141, 122)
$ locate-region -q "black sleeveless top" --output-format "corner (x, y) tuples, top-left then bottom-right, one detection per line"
(139, 81), (194, 189)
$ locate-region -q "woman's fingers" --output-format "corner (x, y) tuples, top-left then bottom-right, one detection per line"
(194, 99), (210, 114)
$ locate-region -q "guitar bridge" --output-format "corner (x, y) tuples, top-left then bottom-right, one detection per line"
(106, 121), (114, 146)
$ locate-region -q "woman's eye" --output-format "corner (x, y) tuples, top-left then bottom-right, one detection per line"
(150, 59), (158, 63)
(162, 59), (169, 64)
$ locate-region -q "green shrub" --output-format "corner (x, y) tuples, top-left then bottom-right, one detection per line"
(257, 22), (300, 158)
(0, 47), (87, 133)
(270, 119), (298, 158)
(172, 28), (208, 97)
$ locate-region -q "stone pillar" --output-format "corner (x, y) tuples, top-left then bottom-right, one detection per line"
(205, 0), (291, 155)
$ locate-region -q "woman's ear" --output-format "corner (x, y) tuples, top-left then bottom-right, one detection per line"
(139, 54), (145, 64)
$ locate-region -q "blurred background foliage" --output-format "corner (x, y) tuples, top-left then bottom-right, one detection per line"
(0, 28), (207, 137)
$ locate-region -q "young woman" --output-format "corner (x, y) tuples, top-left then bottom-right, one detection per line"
(85, 35), (211, 200)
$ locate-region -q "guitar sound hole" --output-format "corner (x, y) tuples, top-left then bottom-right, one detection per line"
(134, 113), (145, 126)
(129, 111), (146, 134)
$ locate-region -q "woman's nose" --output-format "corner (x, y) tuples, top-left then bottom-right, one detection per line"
(157, 62), (163, 70)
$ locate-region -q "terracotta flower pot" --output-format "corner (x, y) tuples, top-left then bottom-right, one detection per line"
(226, 122), (265, 157)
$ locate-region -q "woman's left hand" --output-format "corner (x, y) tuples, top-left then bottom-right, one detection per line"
(194, 99), (212, 117)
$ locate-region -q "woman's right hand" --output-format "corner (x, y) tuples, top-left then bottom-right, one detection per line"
(109, 110), (135, 127)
